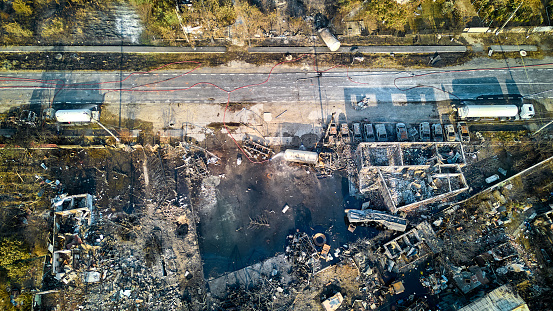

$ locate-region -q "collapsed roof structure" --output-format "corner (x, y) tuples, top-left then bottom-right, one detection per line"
(382, 221), (442, 271)
(50, 194), (98, 282)
(356, 142), (469, 213)
(346, 208), (407, 232)
(458, 284), (529, 311)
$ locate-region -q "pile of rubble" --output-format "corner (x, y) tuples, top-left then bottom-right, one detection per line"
(285, 232), (321, 280)
(382, 222), (442, 272)
(35, 144), (209, 310)
(241, 136), (273, 162)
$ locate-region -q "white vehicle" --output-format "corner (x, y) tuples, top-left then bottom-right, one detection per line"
(283, 149), (319, 165)
(55, 108), (100, 123)
(457, 103), (534, 120)
(53, 105), (100, 123)
(485, 174), (500, 184)
(445, 124), (456, 142)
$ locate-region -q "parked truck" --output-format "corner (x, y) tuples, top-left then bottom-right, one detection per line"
(283, 149), (319, 165)
(44, 105), (120, 142)
(456, 103), (535, 120)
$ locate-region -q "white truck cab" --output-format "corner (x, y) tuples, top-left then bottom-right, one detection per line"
(520, 104), (535, 119)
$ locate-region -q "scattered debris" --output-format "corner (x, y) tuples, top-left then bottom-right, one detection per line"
(242, 135), (274, 162)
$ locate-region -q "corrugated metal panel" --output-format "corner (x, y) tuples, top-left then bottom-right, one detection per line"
(459, 285), (529, 311)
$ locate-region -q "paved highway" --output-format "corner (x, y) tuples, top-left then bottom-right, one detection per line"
(1, 63), (553, 130)
(1, 65), (552, 104)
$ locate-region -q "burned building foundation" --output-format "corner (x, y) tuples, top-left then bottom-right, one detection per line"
(356, 142), (469, 213)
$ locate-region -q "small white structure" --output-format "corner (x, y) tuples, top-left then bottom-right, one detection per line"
(322, 292), (343, 311)
(318, 28), (341, 52)
(283, 149), (319, 165)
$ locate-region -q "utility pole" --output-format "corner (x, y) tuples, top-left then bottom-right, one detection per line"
(495, 0), (524, 35)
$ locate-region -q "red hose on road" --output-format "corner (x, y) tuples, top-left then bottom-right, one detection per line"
(2, 55), (553, 163)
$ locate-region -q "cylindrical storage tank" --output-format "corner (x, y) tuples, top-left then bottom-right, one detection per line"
(55, 109), (93, 123)
(318, 28), (340, 52)
(283, 149), (319, 165)
(458, 105), (519, 119)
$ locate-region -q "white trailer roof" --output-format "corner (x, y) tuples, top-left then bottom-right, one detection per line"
(458, 105), (519, 118)
(55, 109), (93, 123)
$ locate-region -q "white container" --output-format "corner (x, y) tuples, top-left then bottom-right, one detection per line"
(55, 109), (94, 123)
(485, 174), (500, 184)
(318, 28), (341, 52)
(283, 149), (319, 165)
(458, 105), (519, 119)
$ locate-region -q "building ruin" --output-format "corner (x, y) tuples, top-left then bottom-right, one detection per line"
(356, 142), (469, 213)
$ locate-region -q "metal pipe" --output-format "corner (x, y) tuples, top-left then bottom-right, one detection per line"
(496, 0), (524, 35)
(92, 120), (121, 142)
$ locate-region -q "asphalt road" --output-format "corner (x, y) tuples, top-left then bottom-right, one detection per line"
(1, 63), (553, 127)
(2, 66), (553, 104)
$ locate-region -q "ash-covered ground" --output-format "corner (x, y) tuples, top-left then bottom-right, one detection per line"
(195, 135), (378, 279)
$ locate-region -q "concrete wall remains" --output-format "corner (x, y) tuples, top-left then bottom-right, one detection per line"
(356, 142), (468, 214)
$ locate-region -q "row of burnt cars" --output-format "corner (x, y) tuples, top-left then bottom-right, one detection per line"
(350, 121), (470, 143)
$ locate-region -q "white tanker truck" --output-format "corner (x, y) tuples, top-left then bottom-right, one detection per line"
(456, 103), (535, 120)
(43, 106), (100, 123)
(55, 108), (100, 123)
(44, 105), (119, 142)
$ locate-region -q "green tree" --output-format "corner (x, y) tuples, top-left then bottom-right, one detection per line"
(12, 0), (33, 16)
(2, 22), (33, 38)
(363, 0), (421, 31)
(0, 238), (31, 282)
(41, 17), (65, 38)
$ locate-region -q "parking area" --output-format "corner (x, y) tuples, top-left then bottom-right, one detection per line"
(343, 87), (447, 124)
(340, 87), (459, 144)
(346, 121), (462, 144)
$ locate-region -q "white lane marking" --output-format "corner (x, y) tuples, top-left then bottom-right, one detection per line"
(391, 93), (407, 106)
(350, 94), (356, 106)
